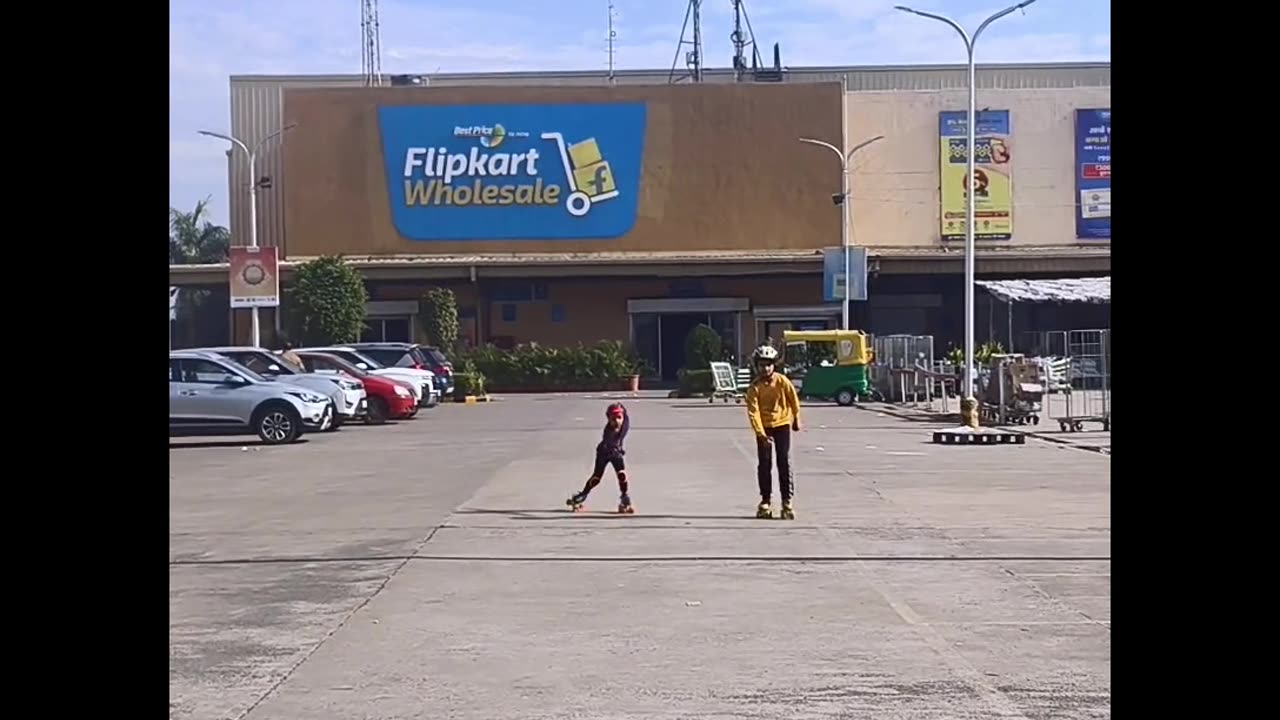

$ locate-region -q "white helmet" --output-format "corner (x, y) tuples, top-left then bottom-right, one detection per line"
(751, 344), (780, 364)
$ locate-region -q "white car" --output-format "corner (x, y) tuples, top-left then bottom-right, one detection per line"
(299, 346), (439, 407)
(200, 347), (368, 426)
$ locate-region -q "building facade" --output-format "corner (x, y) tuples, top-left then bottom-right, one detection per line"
(170, 63), (1110, 379)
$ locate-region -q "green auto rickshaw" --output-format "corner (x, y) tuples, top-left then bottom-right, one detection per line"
(782, 329), (875, 406)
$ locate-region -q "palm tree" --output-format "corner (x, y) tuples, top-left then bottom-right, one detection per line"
(169, 197), (230, 265)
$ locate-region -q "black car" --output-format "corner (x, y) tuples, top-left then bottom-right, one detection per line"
(350, 343), (455, 395)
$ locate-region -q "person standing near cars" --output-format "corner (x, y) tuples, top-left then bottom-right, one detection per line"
(278, 341), (305, 371)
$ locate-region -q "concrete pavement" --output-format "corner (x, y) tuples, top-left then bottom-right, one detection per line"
(170, 395), (1110, 719)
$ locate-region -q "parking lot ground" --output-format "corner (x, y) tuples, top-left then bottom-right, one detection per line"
(170, 395), (1110, 720)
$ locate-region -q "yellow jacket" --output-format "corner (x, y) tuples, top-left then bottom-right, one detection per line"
(746, 373), (801, 437)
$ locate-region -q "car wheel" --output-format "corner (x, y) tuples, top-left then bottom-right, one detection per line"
(365, 397), (389, 425)
(835, 389), (856, 406)
(254, 403), (302, 444)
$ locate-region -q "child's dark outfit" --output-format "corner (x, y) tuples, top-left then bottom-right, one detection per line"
(567, 404), (633, 513)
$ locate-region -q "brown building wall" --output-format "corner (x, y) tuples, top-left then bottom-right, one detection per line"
(282, 83), (843, 257)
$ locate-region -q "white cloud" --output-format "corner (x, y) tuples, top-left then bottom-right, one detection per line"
(170, 0), (1109, 227)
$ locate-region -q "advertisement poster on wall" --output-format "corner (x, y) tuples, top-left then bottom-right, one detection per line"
(822, 246), (868, 302)
(378, 103), (648, 241)
(229, 246), (280, 308)
(938, 110), (1013, 241)
(1075, 108), (1111, 239)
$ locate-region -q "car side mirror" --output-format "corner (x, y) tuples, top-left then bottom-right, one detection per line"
(355, 363), (369, 370)
(222, 374), (248, 385)
(269, 364), (282, 372)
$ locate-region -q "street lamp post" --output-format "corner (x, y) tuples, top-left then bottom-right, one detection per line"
(894, 1), (1037, 425)
(798, 135), (885, 330)
(197, 124), (297, 348)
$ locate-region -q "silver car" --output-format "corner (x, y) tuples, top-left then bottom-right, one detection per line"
(197, 346), (366, 428)
(169, 350), (333, 444)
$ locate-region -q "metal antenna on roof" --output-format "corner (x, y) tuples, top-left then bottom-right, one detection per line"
(668, 0), (703, 83)
(607, 0), (618, 84)
(731, 0), (766, 82)
(361, 0), (383, 87)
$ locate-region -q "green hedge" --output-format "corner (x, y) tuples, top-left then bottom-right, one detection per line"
(457, 341), (642, 391)
(676, 368), (715, 397)
(452, 359), (487, 400)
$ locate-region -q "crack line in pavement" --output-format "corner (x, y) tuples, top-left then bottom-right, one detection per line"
(834, 466), (1114, 635)
(221, 425), (557, 720)
(170, 554), (1111, 566)
(1002, 566), (1110, 630)
(729, 434), (1036, 720)
(230, 524), (445, 720)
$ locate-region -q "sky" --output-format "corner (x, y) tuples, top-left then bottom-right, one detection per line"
(169, 0), (1110, 228)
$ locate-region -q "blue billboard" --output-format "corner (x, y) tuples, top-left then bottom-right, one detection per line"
(378, 103), (647, 241)
(1075, 108), (1111, 239)
(822, 247), (868, 302)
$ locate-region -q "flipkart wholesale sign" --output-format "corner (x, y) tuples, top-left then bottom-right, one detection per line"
(378, 103), (647, 241)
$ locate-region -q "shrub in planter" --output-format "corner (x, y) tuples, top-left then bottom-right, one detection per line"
(452, 360), (487, 400)
(676, 368), (716, 398)
(419, 287), (459, 352)
(288, 256), (369, 345)
(683, 324), (722, 371)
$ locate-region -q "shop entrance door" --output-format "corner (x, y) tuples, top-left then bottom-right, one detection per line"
(657, 313), (703, 382)
(628, 298), (749, 383)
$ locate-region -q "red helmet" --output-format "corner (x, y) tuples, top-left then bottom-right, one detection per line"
(606, 403), (625, 418)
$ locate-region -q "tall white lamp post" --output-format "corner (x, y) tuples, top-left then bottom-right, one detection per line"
(798, 134), (885, 329)
(198, 123), (297, 348)
(894, 1), (1036, 425)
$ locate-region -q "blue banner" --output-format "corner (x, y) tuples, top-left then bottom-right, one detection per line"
(822, 247), (867, 302)
(378, 103), (647, 241)
(1075, 108), (1111, 239)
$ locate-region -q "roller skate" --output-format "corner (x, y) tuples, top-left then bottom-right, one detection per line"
(617, 494), (635, 514)
(755, 500), (773, 519)
(566, 492), (587, 512)
(780, 500), (795, 520)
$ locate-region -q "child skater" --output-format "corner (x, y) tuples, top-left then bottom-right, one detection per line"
(745, 344), (801, 520)
(566, 402), (633, 514)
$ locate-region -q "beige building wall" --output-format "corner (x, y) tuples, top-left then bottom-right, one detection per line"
(844, 87), (1111, 248)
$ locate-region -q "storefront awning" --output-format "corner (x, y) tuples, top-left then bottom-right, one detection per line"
(169, 247), (1111, 285)
(976, 276), (1110, 304)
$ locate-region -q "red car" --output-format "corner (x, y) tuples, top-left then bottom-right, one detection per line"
(296, 351), (417, 424)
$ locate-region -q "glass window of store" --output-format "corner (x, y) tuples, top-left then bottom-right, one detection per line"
(631, 311), (742, 382)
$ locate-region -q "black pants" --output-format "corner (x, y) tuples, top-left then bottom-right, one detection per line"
(757, 425), (793, 502)
(581, 454), (628, 498)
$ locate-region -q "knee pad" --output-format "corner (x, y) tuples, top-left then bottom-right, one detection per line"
(617, 470), (628, 481)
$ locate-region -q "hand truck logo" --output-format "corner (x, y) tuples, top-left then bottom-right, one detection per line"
(540, 132), (619, 218)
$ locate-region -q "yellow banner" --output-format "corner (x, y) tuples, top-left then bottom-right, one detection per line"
(939, 110), (1013, 240)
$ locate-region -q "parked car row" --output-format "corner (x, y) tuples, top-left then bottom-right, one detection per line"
(169, 342), (455, 445)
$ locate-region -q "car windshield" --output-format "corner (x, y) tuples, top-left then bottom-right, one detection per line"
(232, 351), (297, 376)
(421, 347), (449, 365)
(359, 348), (405, 366)
(216, 355), (269, 383)
(304, 353), (368, 379)
(343, 350), (386, 369)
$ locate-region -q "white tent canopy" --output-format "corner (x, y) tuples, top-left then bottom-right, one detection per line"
(975, 277), (1110, 305)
